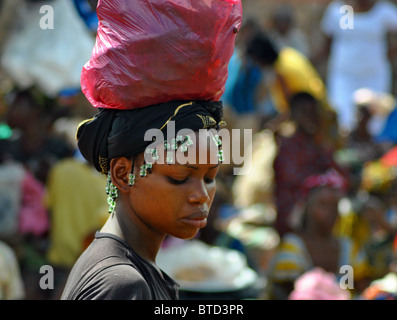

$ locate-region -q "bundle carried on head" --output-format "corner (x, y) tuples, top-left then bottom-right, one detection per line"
(81, 0), (243, 110)
(77, 0), (243, 174)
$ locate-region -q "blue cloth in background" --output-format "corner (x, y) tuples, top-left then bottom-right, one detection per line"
(72, 0), (98, 32)
(376, 105), (397, 143)
(223, 51), (263, 115)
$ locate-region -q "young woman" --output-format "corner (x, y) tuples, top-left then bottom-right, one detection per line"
(61, 101), (224, 300)
(60, 0), (242, 300)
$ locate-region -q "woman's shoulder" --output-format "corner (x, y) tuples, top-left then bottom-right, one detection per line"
(61, 234), (153, 300)
(62, 262), (152, 300)
(81, 264), (152, 300)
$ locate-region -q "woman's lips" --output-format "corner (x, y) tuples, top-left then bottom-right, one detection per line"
(180, 218), (208, 229)
(181, 212), (208, 228)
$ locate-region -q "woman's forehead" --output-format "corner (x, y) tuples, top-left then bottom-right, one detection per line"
(309, 186), (341, 201)
(155, 161), (220, 173)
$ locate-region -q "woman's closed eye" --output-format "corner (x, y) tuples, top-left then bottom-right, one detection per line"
(167, 176), (215, 185)
(165, 163), (219, 186)
(167, 176), (189, 185)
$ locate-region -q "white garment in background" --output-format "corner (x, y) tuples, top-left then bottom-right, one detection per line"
(321, 0), (397, 131)
(1, 0), (95, 97)
(0, 241), (25, 300)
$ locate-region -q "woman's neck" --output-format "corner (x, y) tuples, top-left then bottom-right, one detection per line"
(101, 204), (165, 263)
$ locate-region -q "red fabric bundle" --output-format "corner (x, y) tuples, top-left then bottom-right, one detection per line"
(81, 0), (243, 110)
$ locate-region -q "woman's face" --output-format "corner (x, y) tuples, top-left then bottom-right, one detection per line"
(306, 187), (341, 235)
(294, 100), (320, 136)
(125, 130), (220, 240)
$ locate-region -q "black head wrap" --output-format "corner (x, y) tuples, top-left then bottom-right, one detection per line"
(76, 100), (224, 174)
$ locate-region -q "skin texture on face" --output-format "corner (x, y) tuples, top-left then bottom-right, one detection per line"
(294, 99), (320, 136)
(104, 130), (220, 261)
(127, 139), (219, 240)
(305, 187), (341, 237)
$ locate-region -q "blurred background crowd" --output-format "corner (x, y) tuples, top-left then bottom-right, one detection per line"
(1, 0), (397, 300)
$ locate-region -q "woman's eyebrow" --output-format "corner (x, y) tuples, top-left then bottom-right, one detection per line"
(181, 163), (220, 170)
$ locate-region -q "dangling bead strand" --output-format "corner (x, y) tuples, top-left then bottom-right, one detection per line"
(106, 172), (118, 214)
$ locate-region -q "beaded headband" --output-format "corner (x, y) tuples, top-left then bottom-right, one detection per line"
(106, 133), (223, 214)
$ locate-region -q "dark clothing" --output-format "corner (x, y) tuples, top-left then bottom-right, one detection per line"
(61, 232), (179, 300)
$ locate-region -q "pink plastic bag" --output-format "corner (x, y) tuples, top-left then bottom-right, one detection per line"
(81, 0), (243, 110)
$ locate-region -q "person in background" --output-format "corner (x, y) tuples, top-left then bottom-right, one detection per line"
(321, 0), (397, 133)
(267, 170), (371, 300)
(273, 92), (347, 236)
(358, 195), (397, 279)
(246, 31), (328, 116)
(267, 4), (310, 57)
(0, 89), (74, 184)
(221, 18), (264, 179)
(245, 31), (339, 149)
(338, 90), (391, 191)
(346, 102), (385, 164)
(222, 18), (263, 130)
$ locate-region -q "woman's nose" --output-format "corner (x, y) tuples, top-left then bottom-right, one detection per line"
(188, 181), (210, 205)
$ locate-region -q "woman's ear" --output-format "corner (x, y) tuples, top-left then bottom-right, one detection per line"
(110, 157), (133, 194)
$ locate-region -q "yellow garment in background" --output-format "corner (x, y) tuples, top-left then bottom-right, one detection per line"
(46, 158), (108, 268)
(267, 232), (371, 299)
(271, 47), (328, 114)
